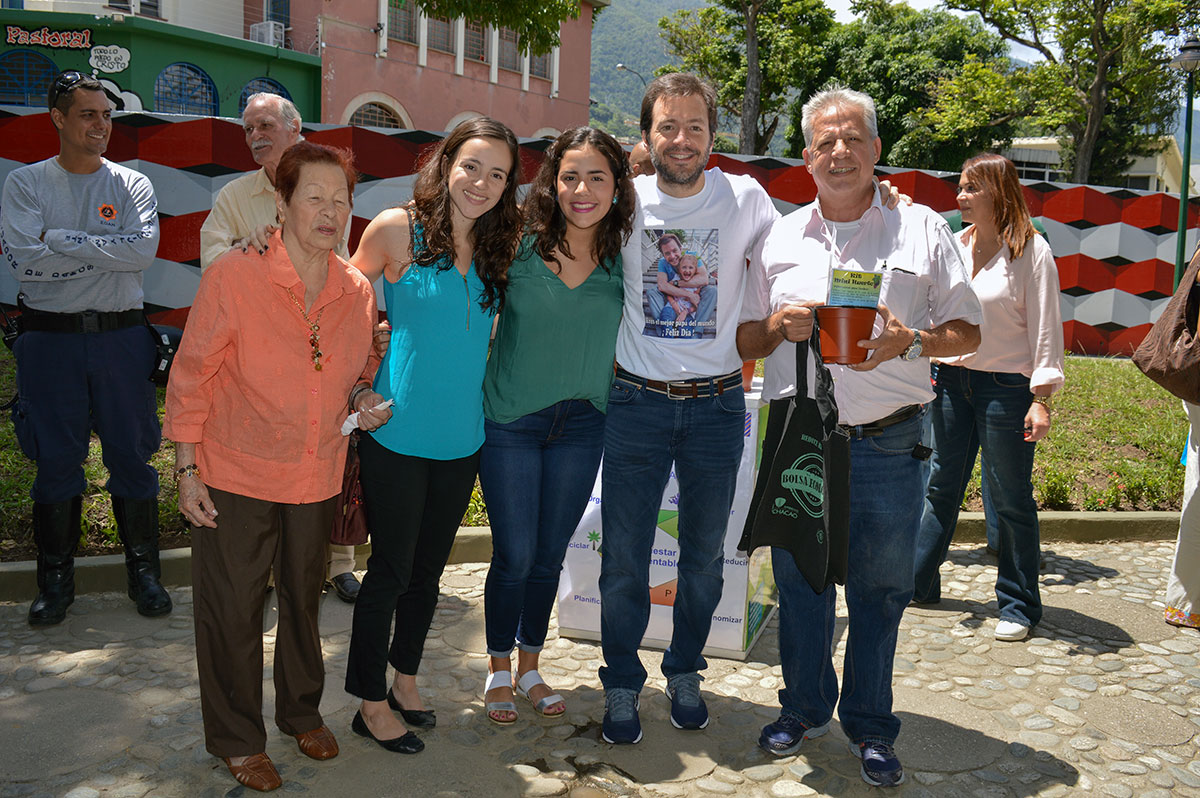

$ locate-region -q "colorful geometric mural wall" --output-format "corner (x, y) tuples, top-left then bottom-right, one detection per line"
(1, 106), (1196, 356)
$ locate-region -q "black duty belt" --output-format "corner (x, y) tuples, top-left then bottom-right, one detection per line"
(615, 366), (742, 400)
(839, 404), (922, 438)
(18, 306), (143, 335)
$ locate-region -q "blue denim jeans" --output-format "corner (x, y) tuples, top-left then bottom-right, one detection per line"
(774, 411), (925, 745)
(598, 377), (745, 692)
(914, 364), (1042, 627)
(478, 400), (607, 657)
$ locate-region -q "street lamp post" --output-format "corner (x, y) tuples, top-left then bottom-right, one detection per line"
(616, 63), (647, 87)
(1171, 35), (1200, 289)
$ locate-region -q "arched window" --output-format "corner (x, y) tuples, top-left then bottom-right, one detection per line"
(350, 102), (401, 129)
(238, 78), (291, 114)
(153, 63), (218, 115)
(0, 50), (58, 107)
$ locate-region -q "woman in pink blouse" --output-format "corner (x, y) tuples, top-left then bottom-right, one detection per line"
(165, 142), (389, 792)
(912, 153), (1064, 643)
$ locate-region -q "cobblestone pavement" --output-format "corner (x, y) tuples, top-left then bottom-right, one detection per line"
(3, 540), (1200, 797)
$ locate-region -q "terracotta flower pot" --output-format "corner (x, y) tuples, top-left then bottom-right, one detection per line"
(741, 360), (756, 391)
(815, 305), (878, 365)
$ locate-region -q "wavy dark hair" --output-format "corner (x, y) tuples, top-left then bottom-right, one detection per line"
(523, 127), (634, 272)
(410, 117), (522, 312)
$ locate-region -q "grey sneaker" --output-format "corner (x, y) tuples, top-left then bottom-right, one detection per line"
(665, 673), (709, 730)
(601, 688), (642, 744)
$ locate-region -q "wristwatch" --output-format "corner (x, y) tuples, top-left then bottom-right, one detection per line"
(900, 330), (923, 361)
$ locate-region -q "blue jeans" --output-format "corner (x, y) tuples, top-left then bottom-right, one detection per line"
(914, 365), (1042, 627)
(479, 400), (607, 657)
(774, 411), (925, 745)
(598, 377), (745, 692)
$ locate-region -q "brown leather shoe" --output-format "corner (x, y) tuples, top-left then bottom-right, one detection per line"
(293, 724), (339, 760)
(224, 753), (282, 792)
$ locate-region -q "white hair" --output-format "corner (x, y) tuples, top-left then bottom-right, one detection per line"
(800, 86), (878, 147)
(242, 92), (302, 132)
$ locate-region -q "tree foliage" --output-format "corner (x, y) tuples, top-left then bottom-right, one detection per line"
(658, 0), (836, 155)
(400, 0), (581, 55)
(930, 0), (1200, 184)
(783, 0), (1007, 170)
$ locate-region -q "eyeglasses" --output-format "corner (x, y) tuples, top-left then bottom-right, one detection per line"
(48, 71), (86, 110)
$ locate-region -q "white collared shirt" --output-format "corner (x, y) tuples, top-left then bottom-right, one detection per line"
(742, 187), (983, 426)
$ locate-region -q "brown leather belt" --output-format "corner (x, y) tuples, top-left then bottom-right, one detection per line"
(615, 366), (742, 400)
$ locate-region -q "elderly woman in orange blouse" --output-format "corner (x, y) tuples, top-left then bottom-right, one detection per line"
(164, 142), (389, 793)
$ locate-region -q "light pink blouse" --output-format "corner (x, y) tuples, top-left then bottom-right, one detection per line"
(938, 226), (1065, 393)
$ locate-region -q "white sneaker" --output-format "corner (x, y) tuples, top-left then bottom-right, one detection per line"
(995, 620), (1029, 641)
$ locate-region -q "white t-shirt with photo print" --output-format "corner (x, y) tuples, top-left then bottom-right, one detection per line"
(615, 169), (780, 381)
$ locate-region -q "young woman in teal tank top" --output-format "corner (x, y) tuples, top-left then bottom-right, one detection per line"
(343, 118), (522, 752)
(479, 128), (634, 723)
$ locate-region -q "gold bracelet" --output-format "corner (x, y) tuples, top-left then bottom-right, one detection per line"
(1031, 395), (1051, 411)
(175, 463), (200, 482)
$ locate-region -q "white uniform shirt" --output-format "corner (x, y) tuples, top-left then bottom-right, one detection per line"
(743, 187), (983, 426)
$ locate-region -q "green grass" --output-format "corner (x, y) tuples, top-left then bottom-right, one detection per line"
(947, 355), (1186, 512)
(0, 353), (1186, 558)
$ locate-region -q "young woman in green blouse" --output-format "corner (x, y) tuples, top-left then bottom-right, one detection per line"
(479, 128), (634, 723)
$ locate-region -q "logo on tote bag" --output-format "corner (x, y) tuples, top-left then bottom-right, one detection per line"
(779, 452), (824, 519)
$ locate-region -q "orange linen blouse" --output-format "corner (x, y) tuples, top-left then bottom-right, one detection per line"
(164, 232), (377, 504)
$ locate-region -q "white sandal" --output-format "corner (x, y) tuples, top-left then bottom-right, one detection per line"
(516, 670), (565, 717)
(484, 670), (517, 725)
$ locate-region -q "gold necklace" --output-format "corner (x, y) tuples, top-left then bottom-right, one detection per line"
(285, 287), (324, 371)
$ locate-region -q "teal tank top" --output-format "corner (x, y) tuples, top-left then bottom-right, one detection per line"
(369, 221), (494, 459)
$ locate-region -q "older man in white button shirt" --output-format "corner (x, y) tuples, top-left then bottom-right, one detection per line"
(736, 86), (982, 788)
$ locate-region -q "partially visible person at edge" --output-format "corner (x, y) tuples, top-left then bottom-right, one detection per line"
(344, 117), (522, 755)
(479, 127), (633, 725)
(164, 142), (387, 793)
(1, 70), (170, 627)
(1164, 245), (1200, 629)
(737, 86), (982, 788)
(197, 91), (361, 603)
(913, 153), (1064, 644)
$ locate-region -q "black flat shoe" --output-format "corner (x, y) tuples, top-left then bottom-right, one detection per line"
(387, 689), (436, 729)
(351, 711), (424, 754)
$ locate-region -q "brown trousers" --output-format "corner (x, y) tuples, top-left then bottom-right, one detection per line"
(192, 486), (335, 757)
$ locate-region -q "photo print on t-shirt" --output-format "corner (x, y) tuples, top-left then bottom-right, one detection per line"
(640, 228), (718, 340)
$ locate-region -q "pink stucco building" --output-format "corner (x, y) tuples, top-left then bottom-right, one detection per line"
(247, 0), (606, 137)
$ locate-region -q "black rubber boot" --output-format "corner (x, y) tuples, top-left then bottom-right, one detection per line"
(112, 496), (173, 617)
(28, 497), (82, 626)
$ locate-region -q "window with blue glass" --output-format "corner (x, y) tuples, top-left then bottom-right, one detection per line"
(1, 1), (26, 10)
(266, 0), (290, 27)
(238, 78), (291, 114)
(154, 63), (218, 115)
(0, 50), (57, 106)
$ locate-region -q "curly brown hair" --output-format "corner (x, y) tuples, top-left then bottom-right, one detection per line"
(409, 117), (522, 312)
(522, 127), (634, 272)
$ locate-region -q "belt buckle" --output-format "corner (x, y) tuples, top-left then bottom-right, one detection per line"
(665, 381), (693, 400)
(79, 310), (100, 334)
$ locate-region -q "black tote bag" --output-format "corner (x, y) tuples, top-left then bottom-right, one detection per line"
(738, 319), (850, 593)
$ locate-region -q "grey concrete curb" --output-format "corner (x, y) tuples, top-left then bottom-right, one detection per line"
(0, 514), (1179, 603)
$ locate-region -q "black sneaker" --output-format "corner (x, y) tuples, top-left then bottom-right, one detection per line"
(329, 572), (361, 603)
(665, 673), (709, 730)
(758, 713), (830, 756)
(601, 688), (642, 744)
(849, 740), (904, 787)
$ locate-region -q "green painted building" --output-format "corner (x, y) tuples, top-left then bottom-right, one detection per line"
(0, 10), (319, 119)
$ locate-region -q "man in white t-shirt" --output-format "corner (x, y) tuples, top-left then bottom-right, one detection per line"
(736, 87), (982, 787)
(598, 73), (781, 745)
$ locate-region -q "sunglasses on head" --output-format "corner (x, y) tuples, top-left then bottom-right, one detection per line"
(48, 71), (87, 109)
